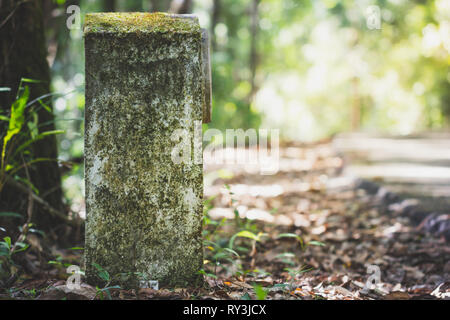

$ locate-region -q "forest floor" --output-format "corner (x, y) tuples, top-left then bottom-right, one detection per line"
(1, 139), (449, 300)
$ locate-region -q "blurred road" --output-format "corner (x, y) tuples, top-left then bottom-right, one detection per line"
(333, 132), (450, 212)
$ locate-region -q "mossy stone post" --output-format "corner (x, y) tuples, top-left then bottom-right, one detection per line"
(84, 13), (210, 288)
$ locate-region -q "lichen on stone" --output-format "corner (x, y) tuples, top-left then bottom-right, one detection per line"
(84, 12), (201, 36)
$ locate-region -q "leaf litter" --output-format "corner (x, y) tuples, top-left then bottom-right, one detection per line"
(1, 141), (448, 300)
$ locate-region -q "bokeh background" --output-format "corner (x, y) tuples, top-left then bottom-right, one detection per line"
(43, 0), (450, 213)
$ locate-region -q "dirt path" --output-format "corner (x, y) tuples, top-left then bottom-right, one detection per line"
(4, 140), (449, 300)
(199, 140), (449, 299)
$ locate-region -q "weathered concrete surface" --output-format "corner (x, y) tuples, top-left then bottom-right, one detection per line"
(84, 13), (205, 287)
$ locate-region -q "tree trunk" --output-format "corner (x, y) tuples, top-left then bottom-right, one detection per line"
(150, 0), (171, 12)
(210, 0), (221, 51)
(351, 76), (361, 131)
(102, 0), (116, 12)
(0, 0), (64, 237)
(248, 0), (260, 103)
(170, 0), (192, 14)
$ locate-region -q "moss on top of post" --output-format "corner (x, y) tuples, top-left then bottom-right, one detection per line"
(84, 12), (200, 35)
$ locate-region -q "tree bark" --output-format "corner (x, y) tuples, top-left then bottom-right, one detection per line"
(210, 0), (221, 51)
(0, 0), (64, 236)
(102, 0), (116, 12)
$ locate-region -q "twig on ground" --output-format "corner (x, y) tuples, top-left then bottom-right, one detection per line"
(4, 174), (80, 227)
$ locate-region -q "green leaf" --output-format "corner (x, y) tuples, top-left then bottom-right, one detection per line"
(223, 247), (240, 257)
(8, 157), (59, 176)
(14, 176), (39, 195)
(3, 237), (11, 249)
(92, 263), (110, 282)
(28, 228), (45, 237)
(2, 86), (29, 167)
(235, 230), (259, 240)
(229, 230), (267, 249)
(37, 99), (52, 113)
(276, 233), (304, 248)
(198, 269), (217, 278)
(253, 283), (268, 300)
(0, 212), (23, 219)
(276, 233), (301, 240)
(308, 241), (325, 247)
(20, 78), (42, 84)
(26, 112), (39, 139)
(14, 130), (65, 156)
(12, 242), (29, 254)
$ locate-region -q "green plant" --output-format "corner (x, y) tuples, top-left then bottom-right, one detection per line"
(47, 255), (73, 268)
(0, 235), (30, 286)
(307, 240), (325, 247)
(229, 230), (267, 250)
(0, 79), (68, 286)
(0, 78), (64, 195)
(198, 268), (218, 279)
(91, 263), (120, 300)
(284, 266), (314, 291)
(253, 283), (268, 300)
(201, 184), (274, 281)
(276, 233), (304, 249)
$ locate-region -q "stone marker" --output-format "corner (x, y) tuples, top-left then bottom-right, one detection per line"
(84, 12), (210, 287)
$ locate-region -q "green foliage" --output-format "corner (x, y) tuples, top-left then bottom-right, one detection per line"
(197, 0), (450, 140)
(229, 230), (267, 249)
(90, 262), (122, 300)
(201, 185), (276, 288)
(0, 212), (23, 219)
(276, 233), (304, 249)
(48, 255), (73, 268)
(0, 235), (30, 286)
(308, 240), (325, 247)
(204, 0), (263, 132)
(199, 181), (325, 298)
(0, 80), (68, 286)
(198, 268), (218, 279)
(0, 79), (65, 195)
(50, 0), (450, 229)
(92, 262), (110, 282)
(253, 283), (268, 300)
(95, 285), (121, 300)
(1, 84), (29, 165)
